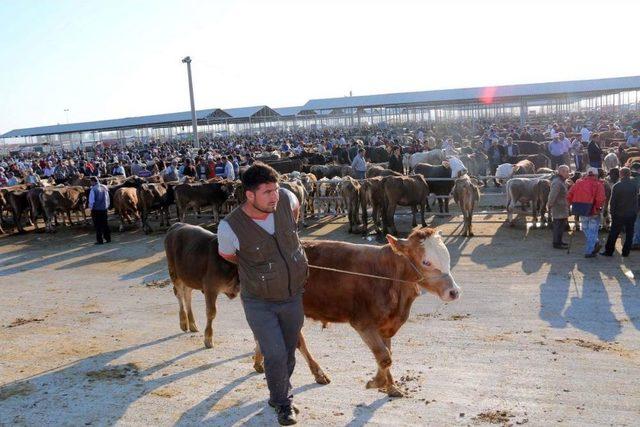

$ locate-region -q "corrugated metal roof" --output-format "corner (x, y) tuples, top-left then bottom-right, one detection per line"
(222, 105), (280, 119)
(1, 108), (223, 138)
(302, 75), (640, 111)
(274, 106), (303, 117)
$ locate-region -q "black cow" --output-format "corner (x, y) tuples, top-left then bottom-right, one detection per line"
(414, 163), (454, 213)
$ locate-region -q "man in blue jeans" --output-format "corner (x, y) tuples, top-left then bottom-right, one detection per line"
(567, 167), (606, 258)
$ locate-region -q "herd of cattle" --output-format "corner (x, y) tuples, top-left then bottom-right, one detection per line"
(2, 139), (639, 237)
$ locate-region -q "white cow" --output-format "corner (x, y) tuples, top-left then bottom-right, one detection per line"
(603, 152), (620, 172)
(445, 156), (467, 178)
(409, 149), (446, 170)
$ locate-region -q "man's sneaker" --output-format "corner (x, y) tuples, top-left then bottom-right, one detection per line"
(269, 401), (299, 414)
(600, 252), (613, 257)
(275, 405), (297, 425)
(585, 253), (597, 258)
(553, 243), (569, 249)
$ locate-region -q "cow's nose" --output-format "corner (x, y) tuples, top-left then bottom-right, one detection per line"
(449, 289), (460, 300)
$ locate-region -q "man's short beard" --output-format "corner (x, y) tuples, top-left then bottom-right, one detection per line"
(251, 200), (275, 214)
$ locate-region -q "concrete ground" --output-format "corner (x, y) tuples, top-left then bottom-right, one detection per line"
(1, 211), (639, 426)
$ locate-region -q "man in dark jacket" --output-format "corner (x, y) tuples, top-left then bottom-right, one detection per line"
(602, 167), (639, 257)
(388, 146), (404, 174)
(88, 176), (111, 244)
(487, 139), (506, 176)
(587, 133), (603, 169)
(504, 137), (520, 164)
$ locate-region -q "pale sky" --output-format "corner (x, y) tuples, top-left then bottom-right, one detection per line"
(1, 0), (639, 134)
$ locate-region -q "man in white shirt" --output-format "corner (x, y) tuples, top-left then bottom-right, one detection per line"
(224, 156), (236, 181)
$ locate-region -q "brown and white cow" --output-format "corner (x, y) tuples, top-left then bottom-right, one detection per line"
(254, 227), (461, 397)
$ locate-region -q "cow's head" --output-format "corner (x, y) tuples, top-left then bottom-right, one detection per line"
(387, 228), (460, 302)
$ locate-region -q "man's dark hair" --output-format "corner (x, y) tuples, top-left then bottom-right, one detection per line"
(241, 162), (279, 191)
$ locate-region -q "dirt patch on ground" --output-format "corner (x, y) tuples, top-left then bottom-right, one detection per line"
(0, 383), (34, 401)
(150, 387), (179, 398)
(85, 363), (141, 381)
(144, 279), (171, 288)
(4, 317), (44, 328)
(555, 338), (634, 358)
(472, 409), (516, 425)
(446, 313), (471, 321)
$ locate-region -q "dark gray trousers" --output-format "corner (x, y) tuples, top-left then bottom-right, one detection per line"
(241, 293), (304, 407)
(552, 218), (567, 245)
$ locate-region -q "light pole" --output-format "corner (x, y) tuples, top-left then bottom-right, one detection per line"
(181, 56), (199, 148)
(64, 108), (70, 124)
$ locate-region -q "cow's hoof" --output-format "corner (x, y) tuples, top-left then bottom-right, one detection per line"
(386, 386), (404, 398)
(204, 337), (213, 349)
(119, 226), (124, 232)
(468, 232), (474, 237)
(179, 322), (188, 332)
(366, 378), (384, 389)
(509, 222), (515, 228)
(189, 323), (199, 333)
(253, 362), (264, 374)
(314, 369), (331, 385)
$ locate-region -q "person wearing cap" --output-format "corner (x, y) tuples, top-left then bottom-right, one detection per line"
(567, 167), (606, 258)
(88, 176), (111, 245)
(351, 148), (367, 180)
(547, 165), (571, 249)
(601, 167), (639, 257)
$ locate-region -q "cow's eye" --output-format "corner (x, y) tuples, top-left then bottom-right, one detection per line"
(423, 260), (431, 267)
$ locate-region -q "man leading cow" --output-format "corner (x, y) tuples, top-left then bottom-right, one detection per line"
(217, 162), (307, 426)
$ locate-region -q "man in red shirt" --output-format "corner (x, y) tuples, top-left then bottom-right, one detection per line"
(567, 167), (606, 258)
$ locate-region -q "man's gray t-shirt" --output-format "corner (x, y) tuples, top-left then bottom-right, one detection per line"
(218, 188), (298, 256)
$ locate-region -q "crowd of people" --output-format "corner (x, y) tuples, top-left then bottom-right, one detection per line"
(2, 110), (640, 256)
